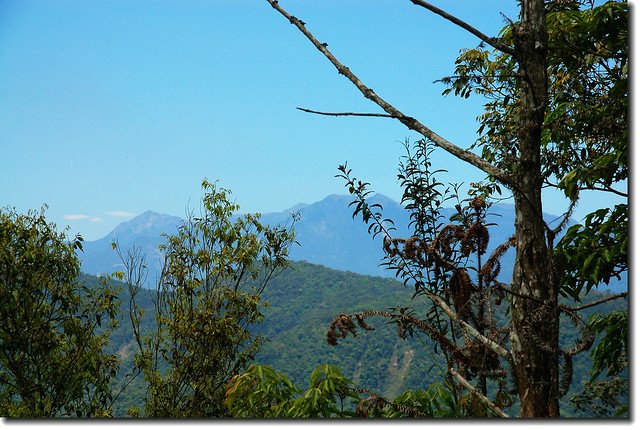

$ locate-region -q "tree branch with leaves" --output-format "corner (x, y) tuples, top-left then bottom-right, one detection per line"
(265, 0), (627, 417)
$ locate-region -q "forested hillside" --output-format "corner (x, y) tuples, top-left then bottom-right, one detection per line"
(1, 0), (628, 420)
(97, 261), (626, 417)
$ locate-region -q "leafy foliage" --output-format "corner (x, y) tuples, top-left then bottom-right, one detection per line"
(441, 1), (627, 195)
(569, 309), (628, 417)
(384, 384), (462, 418)
(95, 259), (624, 418)
(0, 207), (120, 417)
(225, 364), (301, 418)
(225, 363), (461, 418)
(439, 0), (628, 300)
(118, 180), (297, 417)
(570, 377), (626, 418)
(557, 204), (627, 298)
(336, 138), (521, 417)
(587, 310), (628, 380)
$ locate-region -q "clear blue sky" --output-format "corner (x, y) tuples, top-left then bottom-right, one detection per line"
(0, 0), (626, 240)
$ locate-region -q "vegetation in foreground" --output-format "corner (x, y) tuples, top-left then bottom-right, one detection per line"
(0, 0), (628, 419)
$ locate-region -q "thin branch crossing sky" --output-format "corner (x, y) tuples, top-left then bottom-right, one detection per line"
(0, 0), (626, 240)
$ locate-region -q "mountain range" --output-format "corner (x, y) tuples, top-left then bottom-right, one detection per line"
(79, 194), (626, 292)
(80, 193), (626, 416)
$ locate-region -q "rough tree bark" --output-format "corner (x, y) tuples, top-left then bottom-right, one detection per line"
(509, 0), (558, 417)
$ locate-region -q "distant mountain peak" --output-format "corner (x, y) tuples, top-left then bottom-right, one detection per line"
(138, 209), (160, 217)
(284, 202), (307, 213)
(109, 211), (182, 239)
(320, 194), (352, 203)
(370, 193), (400, 205)
(316, 193), (401, 207)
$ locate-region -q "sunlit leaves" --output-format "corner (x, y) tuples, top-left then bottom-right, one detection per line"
(225, 364), (358, 418)
(124, 180), (297, 417)
(587, 310), (627, 380)
(442, 1), (627, 196)
(0, 208), (120, 417)
(225, 363), (462, 418)
(570, 309), (628, 417)
(557, 204), (627, 298)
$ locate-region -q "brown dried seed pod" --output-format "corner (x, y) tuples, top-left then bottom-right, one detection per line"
(470, 196), (485, 211)
(402, 236), (421, 260)
(481, 236), (516, 282)
(326, 313), (358, 346)
(467, 222), (489, 255)
(355, 315), (374, 331)
(450, 269), (476, 321)
(560, 352), (573, 397)
(464, 340), (502, 376)
(434, 225), (463, 257)
(383, 237), (405, 258)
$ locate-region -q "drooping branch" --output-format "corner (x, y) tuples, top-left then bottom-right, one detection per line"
(327, 310), (462, 358)
(449, 368), (509, 418)
(556, 305), (596, 357)
(408, 0), (517, 57)
(267, 0), (512, 186)
(328, 305), (508, 362)
(550, 197), (578, 236)
(296, 107), (396, 118)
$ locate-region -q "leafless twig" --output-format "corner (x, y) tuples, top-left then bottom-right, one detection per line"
(266, 0), (512, 185)
(409, 0), (517, 57)
(566, 292), (628, 312)
(450, 368), (509, 418)
(297, 107), (396, 118)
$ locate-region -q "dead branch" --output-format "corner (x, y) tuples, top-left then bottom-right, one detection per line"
(578, 185), (628, 197)
(425, 291), (509, 358)
(409, 0), (517, 57)
(296, 107), (396, 118)
(449, 368), (509, 418)
(267, 0), (512, 186)
(564, 292), (628, 312)
(495, 283), (546, 306)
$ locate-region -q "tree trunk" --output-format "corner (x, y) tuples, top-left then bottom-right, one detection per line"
(509, 0), (559, 417)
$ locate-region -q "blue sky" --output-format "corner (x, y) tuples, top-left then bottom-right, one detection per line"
(0, 0), (627, 240)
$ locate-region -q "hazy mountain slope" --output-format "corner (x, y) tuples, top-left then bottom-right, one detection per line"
(79, 195), (626, 292)
(259, 194), (412, 277)
(80, 211), (181, 279)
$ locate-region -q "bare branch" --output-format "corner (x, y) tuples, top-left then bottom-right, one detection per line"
(297, 107), (396, 118)
(425, 291), (509, 358)
(409, 0), (517, 57)
(495, 283), (546, 306)
(578, 185), (628, 197)
(267, 0), (512, 186)
(449, 368), (510, 418)
(566, 292), (628, 312)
